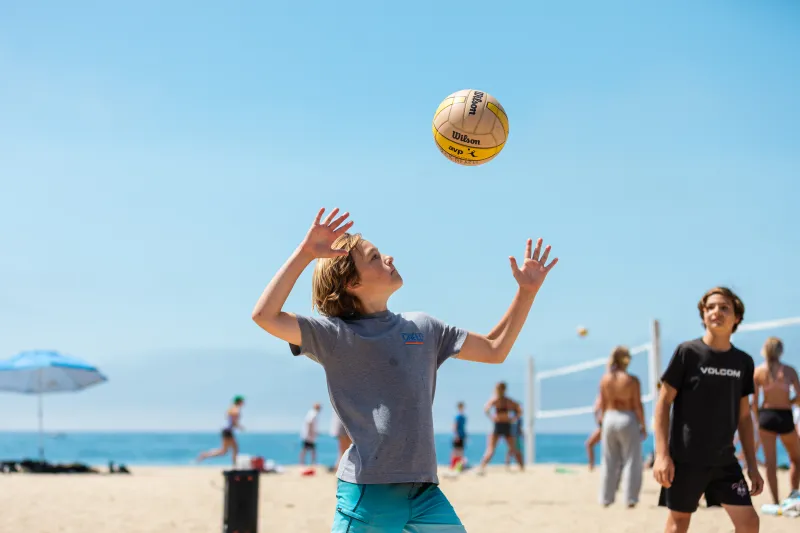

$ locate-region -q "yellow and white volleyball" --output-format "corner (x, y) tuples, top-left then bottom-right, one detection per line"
(432, 89), (509, 166)
(577, 326), (588, 338)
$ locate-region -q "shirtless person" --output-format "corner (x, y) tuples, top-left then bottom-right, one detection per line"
(478, 382), (524, 473)
(598, 346), (647, 507)
(753, 336), (800, 503)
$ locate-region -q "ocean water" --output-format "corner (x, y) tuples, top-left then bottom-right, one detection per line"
(0, 431), (790, 469)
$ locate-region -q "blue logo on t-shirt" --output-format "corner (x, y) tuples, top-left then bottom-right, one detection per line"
(402, 333), (424, 345)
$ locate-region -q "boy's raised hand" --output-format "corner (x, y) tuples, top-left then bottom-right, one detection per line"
(300, 207), (354, 259)
(509, 238), (558, 293)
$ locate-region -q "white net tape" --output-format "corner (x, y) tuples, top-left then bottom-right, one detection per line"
(534, 342), (652, 419)
(736, 316), (800, 332)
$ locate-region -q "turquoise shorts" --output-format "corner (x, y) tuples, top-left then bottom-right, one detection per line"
(333, 479), (466, 532)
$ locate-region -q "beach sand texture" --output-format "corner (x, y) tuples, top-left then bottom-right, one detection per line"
(1, 465), (796, 532)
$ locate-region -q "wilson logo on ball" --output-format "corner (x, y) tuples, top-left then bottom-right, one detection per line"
(451, 131), (481, 145)
(468, 91), (485, 116)
(432, 89), (509, 167)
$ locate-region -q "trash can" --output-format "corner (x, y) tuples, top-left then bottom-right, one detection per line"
(222, 469), (260, 533)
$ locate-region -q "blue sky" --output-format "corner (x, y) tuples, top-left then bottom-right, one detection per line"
(1, 1), (798, 434)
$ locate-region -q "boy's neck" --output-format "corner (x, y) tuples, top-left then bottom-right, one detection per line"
(358, 296), (390, 315)
(702, 330), (732, 352)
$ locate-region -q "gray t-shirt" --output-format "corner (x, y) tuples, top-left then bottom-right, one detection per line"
(289, 309), (468, 484)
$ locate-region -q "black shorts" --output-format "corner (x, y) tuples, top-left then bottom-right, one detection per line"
(302, 440), (316, 450)
(758, 408), (796, 435)
(493, 422), (512, 437)
(221, 429), (234, 439)
(452, 437), (465, 449)
(658, 462), (752, 513)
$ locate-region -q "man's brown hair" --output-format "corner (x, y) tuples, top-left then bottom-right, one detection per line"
(311, 233), (363, 318)
(697, 286), (745, 332)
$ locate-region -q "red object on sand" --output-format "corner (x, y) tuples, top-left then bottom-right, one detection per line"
(251, 456), (265, 471)
(301, 467), (316, 476)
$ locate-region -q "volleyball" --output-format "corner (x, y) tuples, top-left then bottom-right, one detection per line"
(432, 89), (509, 166)
(577, 326), (588, 337)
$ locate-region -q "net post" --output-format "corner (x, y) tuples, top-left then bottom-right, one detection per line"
(525, 355), (536, 465)
(648, 319), (662, 401)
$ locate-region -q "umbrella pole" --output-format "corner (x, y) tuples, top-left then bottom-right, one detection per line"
(38, 372), (44, 462)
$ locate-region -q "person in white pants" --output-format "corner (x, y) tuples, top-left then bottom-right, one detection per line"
(598, 346), (647, 507)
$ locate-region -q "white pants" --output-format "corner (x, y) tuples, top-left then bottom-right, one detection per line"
(599, 410), (643, 506)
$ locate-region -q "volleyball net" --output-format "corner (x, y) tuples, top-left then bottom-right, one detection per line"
(523, 316), (800, 464)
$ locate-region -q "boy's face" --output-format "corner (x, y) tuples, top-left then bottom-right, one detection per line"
(702, 293), (739, 335)
(349, 240), (403, 298)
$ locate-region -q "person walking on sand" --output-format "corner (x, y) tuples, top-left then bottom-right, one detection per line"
(753, 336), (800, 504)
(478, 381), (524, 473)
(598, 346), (647, 507)
(300, 403), (321, 465)
(197, 396), (245, 466)
(451, 402), (468, 471)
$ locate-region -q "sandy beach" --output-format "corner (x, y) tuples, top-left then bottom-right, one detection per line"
(1, 464), (796, 532)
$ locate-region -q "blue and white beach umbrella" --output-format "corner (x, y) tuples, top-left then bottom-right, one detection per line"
(0, 350), (108, 459)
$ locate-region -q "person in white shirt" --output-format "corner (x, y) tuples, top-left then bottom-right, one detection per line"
(300, 403), (321, 465)
(329, 409), (352, 471)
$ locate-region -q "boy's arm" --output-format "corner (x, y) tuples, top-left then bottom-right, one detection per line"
(457, 238), (557, 364)
(738, 398), (758, 469)
(457, 288), (536, 364)
(654, 383), (677, 458)
(251, 247), (313, 347)
(251, 207), (353, 347)
(654, 345), (685, 458)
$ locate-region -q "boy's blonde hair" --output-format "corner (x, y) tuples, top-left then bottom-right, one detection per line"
(762, 337), (783, 362)
(311, 233), (363, 318)
(608, 346), (631, 371)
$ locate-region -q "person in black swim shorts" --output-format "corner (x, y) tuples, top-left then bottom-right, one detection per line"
(477, 381), (523, 473)
(197, 396), (245, 466)
(753, 336), (800, 504)
(653, 287), (763, 533)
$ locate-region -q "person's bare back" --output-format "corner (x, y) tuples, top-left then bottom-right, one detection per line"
(600, 371), (641, 412)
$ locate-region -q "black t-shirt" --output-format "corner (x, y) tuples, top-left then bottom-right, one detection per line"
(661, 338), (754, 467)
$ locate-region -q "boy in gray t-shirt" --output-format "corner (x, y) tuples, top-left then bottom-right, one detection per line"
(252, 207), (558, 532)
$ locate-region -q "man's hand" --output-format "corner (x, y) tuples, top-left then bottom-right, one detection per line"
(509, 238), (558, 293)
(653, 454), (675, 487)
(747, 466), (764, 496)
(299, 207), (355, 259)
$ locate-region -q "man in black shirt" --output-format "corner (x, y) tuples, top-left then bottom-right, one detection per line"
(653, 287), (764, 533)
